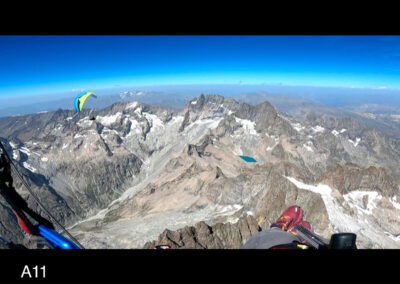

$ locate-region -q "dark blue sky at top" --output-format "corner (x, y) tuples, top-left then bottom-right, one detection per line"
(1, 35), (400, 100)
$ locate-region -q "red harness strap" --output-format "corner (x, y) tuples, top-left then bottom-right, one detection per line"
(14, 210), (33, 235)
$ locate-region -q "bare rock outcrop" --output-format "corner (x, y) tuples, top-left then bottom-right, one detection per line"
(142, 215), (261, 249)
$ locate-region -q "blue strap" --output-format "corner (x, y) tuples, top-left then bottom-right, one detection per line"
(38, 225), (80, 249)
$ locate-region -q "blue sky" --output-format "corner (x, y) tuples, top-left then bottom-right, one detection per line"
(1, 35), (400, 100)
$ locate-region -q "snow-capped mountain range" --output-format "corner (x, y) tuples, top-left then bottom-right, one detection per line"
(1, 94), (400, 249)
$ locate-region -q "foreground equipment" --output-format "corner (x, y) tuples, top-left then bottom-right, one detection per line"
(241, 205), (358, 250)
(294, 224), (357, 249)
(0, 140), (83, 249)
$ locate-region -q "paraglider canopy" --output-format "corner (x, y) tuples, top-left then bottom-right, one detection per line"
(74, 92), (97, 112)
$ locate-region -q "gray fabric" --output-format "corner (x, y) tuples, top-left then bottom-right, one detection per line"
(240, 228), (302, 249)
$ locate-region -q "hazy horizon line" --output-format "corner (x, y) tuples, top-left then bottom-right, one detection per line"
(2, 82), (400, 100)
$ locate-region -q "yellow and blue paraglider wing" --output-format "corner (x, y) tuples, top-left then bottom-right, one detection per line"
(74, 92), (97, 112)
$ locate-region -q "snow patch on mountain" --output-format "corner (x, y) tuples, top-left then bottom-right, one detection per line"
(285, 176), (332, 196)
(19, 147), (31, 156)
(234, 117), (258, 136)
(331, 128), (348, 136)
(343, 191), (382, 215)
(291, 122), (305, 132)
(311, 125), (325, 133)
(74, 133), (85, 139)
(97, 112), (123, 127)
(390, 196), (400, 210)
(143, 112), (164, 131)
(134, 107), (143, 117)
(124, 118), (141, 137)
(215, 204), (243, 216)
(23, 162), (37, 173)
(348, 137), (361, 147)
(303, 141), (314, 152)
(126, 102), (138, 110)
(284, 176), (400, 248)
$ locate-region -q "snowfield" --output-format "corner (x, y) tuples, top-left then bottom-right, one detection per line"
(285, 176), (400, 248)
(234, 117), (258, 136)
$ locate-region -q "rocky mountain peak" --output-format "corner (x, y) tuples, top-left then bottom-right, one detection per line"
(142, 215), (261, 249)
(2, 94), (400, 249)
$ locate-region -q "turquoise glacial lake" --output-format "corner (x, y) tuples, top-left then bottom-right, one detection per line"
(239, 155), (257, 163)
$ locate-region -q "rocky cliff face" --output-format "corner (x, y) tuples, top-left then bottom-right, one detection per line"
(143, 215), (261, 249)
(1, 94), (400, 249)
